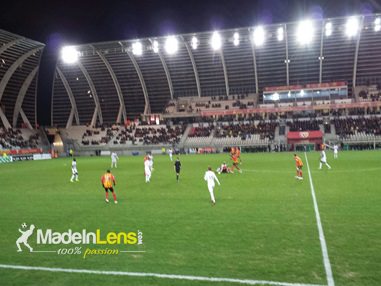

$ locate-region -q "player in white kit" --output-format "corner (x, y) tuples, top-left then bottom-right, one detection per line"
(111, 152), (119, 168)
(168, 148), (173, 161)
(144, 157), (152, 183)
(319, 149), (331, 170)
(70, 158), (79, 182)
(333, 144), (339, 159)
(204, 166), (220, 205)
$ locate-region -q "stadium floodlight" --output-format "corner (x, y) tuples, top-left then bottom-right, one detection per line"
(61, 46), (79, 64)
(345, 17), (359, 37)
(253, 26), (265, 46)
(287, 91), (291, 97)
(132, 41), (143, 56)
(165, 36), (178, 55)
(277, 27), (284, 41)
(375, 17), (381, 32)
(233, 32), (239, 46)
(210, 32), (222, 50)
(152, 40), (159, 53)
(300, 89), (305, 96)
(297, 20), (314, 45)
(325, 22), (332, 37)
(191, 36), (198, 50)
(273, 92), (280, 101)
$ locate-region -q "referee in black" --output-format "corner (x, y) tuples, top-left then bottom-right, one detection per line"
(174, 157), (181, 182)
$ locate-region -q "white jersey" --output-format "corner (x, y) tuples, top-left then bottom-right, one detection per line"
(204, 170), (220, 187)
(168, 149), (173, 156)
(144, 159), (151, 174)
(111, 152), (118, 162)
(333, 145), (338, 153)
(71, 161), (78, 174)
(321, 150), (327, 162)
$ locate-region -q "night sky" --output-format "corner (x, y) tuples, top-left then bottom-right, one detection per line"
(1, 0), (380, 125)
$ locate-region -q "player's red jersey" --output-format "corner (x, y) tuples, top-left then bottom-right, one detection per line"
(101, 173), (115, 188)
(232, 155), (239, 164)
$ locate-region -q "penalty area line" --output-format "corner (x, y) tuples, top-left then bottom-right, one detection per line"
(0, 264), (326, 286)
(304, 153), (335, 286)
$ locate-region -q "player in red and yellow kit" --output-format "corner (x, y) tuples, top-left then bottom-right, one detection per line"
(101, 169), (118, 203)
(294, 154), (303, 180)
(231, 154), (242, 173)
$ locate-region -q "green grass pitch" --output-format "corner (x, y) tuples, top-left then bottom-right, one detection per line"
(0, 151), (380, 286)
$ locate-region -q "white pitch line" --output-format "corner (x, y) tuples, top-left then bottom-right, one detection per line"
(304, 153), (335, 286)
(0, 264), (326, 286)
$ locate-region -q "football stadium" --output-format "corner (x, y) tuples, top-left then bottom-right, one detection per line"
(0, 2), (381, 286)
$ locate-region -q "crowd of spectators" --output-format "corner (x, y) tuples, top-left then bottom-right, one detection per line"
(134, 125), (186, 145)
(333, 117), (381, 138)
(215, 121), (276, 140)
(0, 128), (40, 149)
(288, 120), (322, 131)
(188, 126), (214, 137)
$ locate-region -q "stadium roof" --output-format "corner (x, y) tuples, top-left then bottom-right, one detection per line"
(52, 14), (381, 127)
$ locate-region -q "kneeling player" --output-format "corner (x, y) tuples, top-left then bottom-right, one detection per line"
(217, 162), (232, 174)
(101, 170), (118, 204)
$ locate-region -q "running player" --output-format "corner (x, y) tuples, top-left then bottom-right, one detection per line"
(230, 153), (242, 173)
(319, 147), (332, 170)
(168, 148), (173, 161)
(70, 158), (79, 182)
(204, 166), (220, 205)
(333, 144), (339, 159)
(294, 153), (303, 180)
(174, 157), (181, 182)
(101, 170), (118, 204)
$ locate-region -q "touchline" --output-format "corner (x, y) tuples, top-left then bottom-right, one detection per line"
(36, 229), (138, 245)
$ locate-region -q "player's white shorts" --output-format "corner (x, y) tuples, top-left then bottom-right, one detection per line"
(145, 168), (151, 176)
(72, 168), (78, 175)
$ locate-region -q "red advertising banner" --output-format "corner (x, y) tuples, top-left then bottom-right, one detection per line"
(287, 131), (323, 140)
(2, 148), (42, 155)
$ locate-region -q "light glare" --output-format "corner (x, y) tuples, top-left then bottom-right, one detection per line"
(345, 17), (359, 37)
(165, 36), (178, 54)
(132, 42), (143, 56)
(277, 27), (284, 41)
(210, 32), (222, 50)
(233, 32), (239, 46)
(375, 18), (381, 32)
(191, 36), (198, 49)
(61, 46), (79, 64)
(152, 40), (159, 53)
(253, 26), (265, 46)
(297, 20), (314, 45)
(325, 22), (332, 37)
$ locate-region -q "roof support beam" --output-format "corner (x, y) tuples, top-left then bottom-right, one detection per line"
(0, 38), (23, 55)
(182, 36), (201, 98)
(285, 24), (290, 86)
(352, 16), (364, 88)
(319, 21), (325, 84)
(149, 39), (174, 100)
(77, 62), (103, 126)
(12, 66), (38, 127)
(219, 49), (230, 96)
(0, 108), (11, 129)
(92, 45), (127, 123)
(19, 108), (32, 129)
(56, 67), (80, 126)
(250, 32), (259, 94)
(125, 49), (151, 114)
(0, 46), (43, 102)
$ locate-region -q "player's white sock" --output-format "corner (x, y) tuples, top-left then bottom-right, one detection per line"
(326, 163), (331, 169)
(319, 163), (322, 169)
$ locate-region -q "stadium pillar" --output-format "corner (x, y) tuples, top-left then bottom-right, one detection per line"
(77, 62), (103, 126)
(352, 16), (364, 88)
(56, 67), (80, 127)
(251, 34), (259, 94)
(13, 66), (39, 128)
(182, 37), (201, 98)
(285, 24), (290, 86)
(219, 49), (230, 97)
(93, 47), (127, 123)
(319, 21), (325, 84)
(125, 50), (151, 115)
(149, 39), (174, 100)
